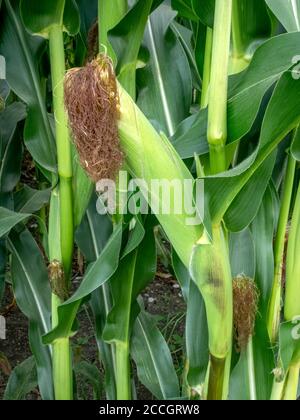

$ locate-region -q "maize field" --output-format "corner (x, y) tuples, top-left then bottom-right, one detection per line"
(0, 0), (300, 402)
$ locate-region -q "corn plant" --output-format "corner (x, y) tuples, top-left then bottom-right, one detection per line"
(0, 0), (300, 402)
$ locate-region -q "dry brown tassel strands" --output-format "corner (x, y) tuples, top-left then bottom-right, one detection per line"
(64, 55), (123, 183)
(233, 276), (260, 352)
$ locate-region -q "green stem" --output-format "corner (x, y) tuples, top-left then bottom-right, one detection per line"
(49, 26), (74, 400)
(208, 0), (232, 174)
(115, 342), (131, 400)
(284, 180), (300, 322)
(246, 337), (257, 400)
(267, 153), (296, 343)
(200, 27), (213, 109)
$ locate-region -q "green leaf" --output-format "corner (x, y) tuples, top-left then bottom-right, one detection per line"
(75, 0), (97, 47)
(76, 195), (113, 262)
(0, 102), (26, 193)
(279, 321), (300, 373)
(172, 250), (190, 301)
(291, 125), (300, 161)
(103, 222), (156, 344)
(173, 32), (300, 159)
(0, 207), (30, 238)
(0, 0), (57, 173)
(3, 357), (37, 400)
(229, 197), (275, 400)
(171, 0), (198, 21)
(8, 229), (53, 400)
(74, 0), (97, 63)
(229, 320), (275, 400)
(223, 153), (276, 232)
(266, 0), (300, 32)
(251, 186), (277, 317)
(230, 0), (272, 73)
(43, 224), (123, 344)
(192, 0), (215, 27)
(20, 0), (80, 38)
(170, 21), (201, 90)
(206, 71), (300, 227)
(110, 0), (154, 98)
(0, 239), (6, 305)
(76, 195), (116, 400)
(172, 250), (209, 390)
(14, 185), (51, 214)
(131, 310), (180, 400)
(137, 3), (192, 136)
(185, 280), (209, 388)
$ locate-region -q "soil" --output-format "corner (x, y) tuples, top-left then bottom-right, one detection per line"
(0, 265), (186, 400)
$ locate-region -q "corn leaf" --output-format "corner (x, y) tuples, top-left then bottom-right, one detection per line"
(291, 126), (300, 161)
(118, 86), (203, 269)
(20, 0), (80, 38)
(251, 186), (277, 318)
(74, 361), (103, 400)
(109, 0), (154, 99)
(76, 195), (116, 400)
(103, 221), (156, 344)
(14, 186), (51, 214)
(229, 319), (275, 400)
(0, 0), (57, 173)
(278, 321), (300, 376)
(171, 0), (215, 27)
(0, 102), (26, 193)
(229, 228), (256, 278)
(173, 249), (209, 389)
(190, 228), (232, 359)
(185, 280), (209, 388)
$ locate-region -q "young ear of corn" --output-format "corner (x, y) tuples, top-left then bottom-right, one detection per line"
(117, 84), (233, 399)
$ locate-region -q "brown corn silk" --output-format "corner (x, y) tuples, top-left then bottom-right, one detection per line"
(64, 56), (123, 182)
(233, 276), (259, 351)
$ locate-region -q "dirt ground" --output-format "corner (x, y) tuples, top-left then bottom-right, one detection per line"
(0, 267), (186, 400)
